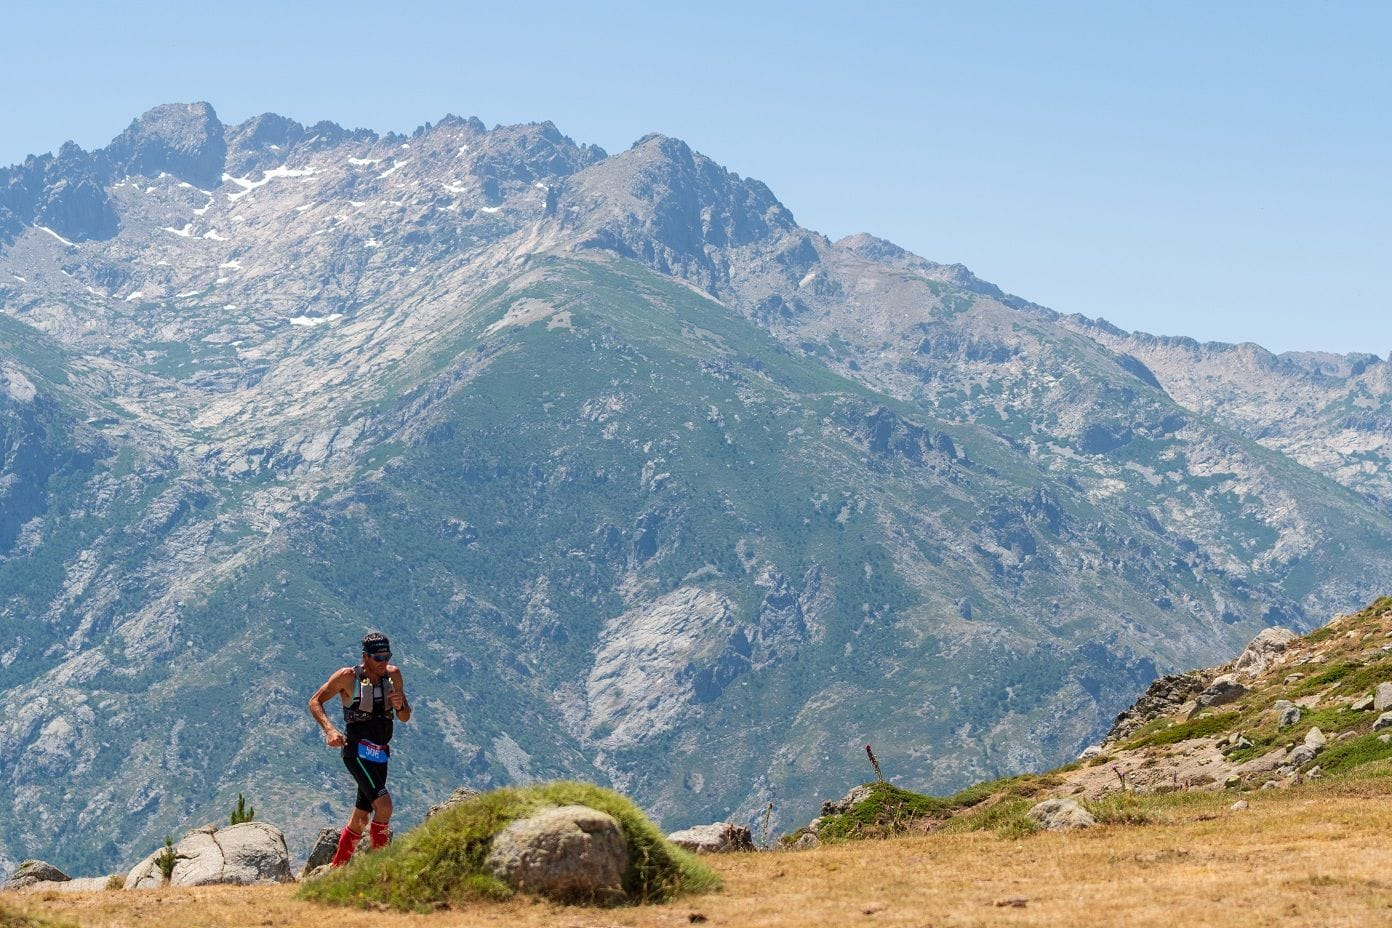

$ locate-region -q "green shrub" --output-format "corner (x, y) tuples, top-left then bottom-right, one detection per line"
(1128, 711), (1237, 748)
(811, 776), (1051, 841)
(229, 793), (255, 825)
(156, 835), (176, 882)
(297, 782), (718, 911)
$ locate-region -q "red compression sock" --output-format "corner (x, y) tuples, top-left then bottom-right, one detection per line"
(369, 820), (391, 850)
(329, 826), (362, 867)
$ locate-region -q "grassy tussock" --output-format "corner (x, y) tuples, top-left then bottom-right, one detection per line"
(809, 774), (1059, 841)
(0, 903), (77, 928)
(297, 781), (718, 912)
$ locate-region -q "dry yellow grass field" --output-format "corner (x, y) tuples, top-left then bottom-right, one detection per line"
(10, 779), (1392, 928)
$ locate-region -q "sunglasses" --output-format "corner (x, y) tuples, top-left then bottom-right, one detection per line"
(366, 652), (391, 662)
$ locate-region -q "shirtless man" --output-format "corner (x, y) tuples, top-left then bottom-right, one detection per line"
(308, 631), (411, 866)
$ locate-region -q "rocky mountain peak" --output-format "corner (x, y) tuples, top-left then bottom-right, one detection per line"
(104, 101), (227, 190)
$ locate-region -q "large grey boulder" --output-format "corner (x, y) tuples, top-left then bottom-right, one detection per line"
(125, 822), (293, 889)
(1027, 799), (1095, 830)
(667, 822), (755, 853)
(485, 805), (627, 903)
(2, 860), (69, 891)
(1232, 628), (1297, 678)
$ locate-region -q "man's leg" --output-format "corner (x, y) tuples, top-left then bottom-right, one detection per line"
(369, 792), (393, 850)
(330, 807), (371, 867)
(332, 748), (378, 867)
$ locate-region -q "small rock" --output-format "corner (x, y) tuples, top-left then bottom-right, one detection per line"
(1278, 706), (1301, 729)
(1374, 712), (1392, 732)
(426, 786), (482, 820)
(791, 832), (820, 850)
(1352, 695), (1375, 712)
(994, 897), (1029, 908)
(2, 860), (71, 891)
(862, 902), (887, 915)
(1285, 673), (1304, 684)
(1261, 780), (1280, 790)
(1027, 799), (1095, 830)
(1377, 683), (1392, 712)
(1194, 675), (1246, 709)
(1304, 727), (1326, 750)
(1381, 734), (1392, 745)
(1337, 730), (1357, 741)
(1230, 800), (1249, 811)
(1223, 775), (1241, 789)
(1079, 744), (1103, 760)
(1306, 766), (1323, 779)
(667, 822), (755, 854)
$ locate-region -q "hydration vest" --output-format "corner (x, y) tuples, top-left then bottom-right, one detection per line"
(342, 665), (393, 725)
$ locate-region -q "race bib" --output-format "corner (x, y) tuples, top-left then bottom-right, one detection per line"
(357, 740), (389, 763)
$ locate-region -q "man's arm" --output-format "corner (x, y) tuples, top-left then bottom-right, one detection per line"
(388, 667), (411, 722)
(309, 668), (354, 747)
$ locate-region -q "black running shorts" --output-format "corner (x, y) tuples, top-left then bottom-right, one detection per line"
(342, 740), (390, 812)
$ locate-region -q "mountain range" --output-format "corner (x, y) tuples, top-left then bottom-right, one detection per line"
(2, 102), (1390, 876)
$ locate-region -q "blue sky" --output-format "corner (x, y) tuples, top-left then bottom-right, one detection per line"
(5, 0), (1388, 355)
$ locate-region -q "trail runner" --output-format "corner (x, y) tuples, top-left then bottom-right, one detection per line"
(308, 631), (411, 867)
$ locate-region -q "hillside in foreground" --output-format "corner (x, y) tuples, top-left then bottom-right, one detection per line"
(7, 783), (1392, 927)
(8, 597), (1392, 926)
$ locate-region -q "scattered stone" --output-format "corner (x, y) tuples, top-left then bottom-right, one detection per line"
(790, 832), (820, 850)
(1304, 727), (1327, 750)
(125, 822), (293, 889)
(1193, 675), (1246, 711)
(1260, 780), (1280, 790)
(667, 822), (755, 853)
(1078, 744), (1103, 760)
(484, 805), (627, 903)
(1377, 683), (1392, 712)
(2, 861), (71, 891)
(1230, 800), (1248, 811)
(995, 897), (1029, 908)
(1287, 744), (1319, 768)
(1382, 734), (1392, 745)
(426, 786), (482, 820)
(1307, 766), (1323, 779)
(862, 901), (887, 915)
(1353, 695), (1375, 712)
(1337, 730), (1357, 741)
(1027, 799), (1095, 830)
(1374, 712), (1392, 732)
(1223, 775), (1241, 789)
(1278, 705), (1301, 729)
(1284, 673), (1304, 685)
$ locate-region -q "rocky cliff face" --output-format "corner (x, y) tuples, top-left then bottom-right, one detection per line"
(1, 103), (1391, 878)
